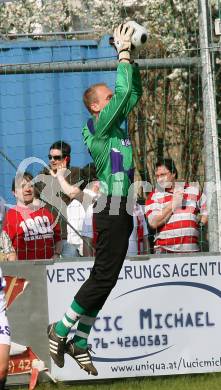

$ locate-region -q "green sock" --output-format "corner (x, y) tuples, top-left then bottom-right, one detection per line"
(73, 308), (99, 349)
(55, 299), (86, 337)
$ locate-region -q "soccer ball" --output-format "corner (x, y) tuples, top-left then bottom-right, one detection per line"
(124, 21), (148, 49)
(109, 20), (148, 51)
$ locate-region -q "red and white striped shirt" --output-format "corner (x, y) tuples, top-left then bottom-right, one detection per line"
(145, 183), (207, 252)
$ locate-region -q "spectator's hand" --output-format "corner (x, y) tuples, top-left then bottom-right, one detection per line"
(113, 23), (134, 61)
(49, 164), (67, 179)
(52, 253), (61, 260)
(172, 189), (184, 211)
(92, 180), (100, 194)
(55, 167), (67, 180)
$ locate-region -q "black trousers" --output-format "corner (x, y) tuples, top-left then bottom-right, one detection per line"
(0, 378), (6, 390)
(74, 196), (133, 311)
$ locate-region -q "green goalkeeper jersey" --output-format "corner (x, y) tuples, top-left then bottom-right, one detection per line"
(82, 62), (142, 196)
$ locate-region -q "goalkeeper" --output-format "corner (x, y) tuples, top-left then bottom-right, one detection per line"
(47, 23), (142, 376)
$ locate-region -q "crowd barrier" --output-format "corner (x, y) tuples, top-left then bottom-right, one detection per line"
(2, 253), (221, 386)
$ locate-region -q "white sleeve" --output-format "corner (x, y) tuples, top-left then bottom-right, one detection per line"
(0, 197), (5, 222)
(135, 204), (148, 235)
(142, 215), (148, 235)
(82, 205), (93, 238)
(0, 266), (6, 290)
(67, 200), (86, 244)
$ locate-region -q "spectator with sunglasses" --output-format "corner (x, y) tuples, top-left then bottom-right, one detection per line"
(36, 141), (84, 258)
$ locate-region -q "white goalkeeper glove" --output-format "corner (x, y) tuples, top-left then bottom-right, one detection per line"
(113, 23), (134, 62)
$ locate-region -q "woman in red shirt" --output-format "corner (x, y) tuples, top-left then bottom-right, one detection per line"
(2, 172), (61, 261)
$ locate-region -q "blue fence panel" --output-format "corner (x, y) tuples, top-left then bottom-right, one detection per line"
(0, 36), (116, 205)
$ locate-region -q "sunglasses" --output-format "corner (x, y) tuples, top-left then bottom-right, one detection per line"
(48, 155), (64, 161)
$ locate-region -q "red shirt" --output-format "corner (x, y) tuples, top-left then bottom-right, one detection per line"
(3, 205), (61, 260)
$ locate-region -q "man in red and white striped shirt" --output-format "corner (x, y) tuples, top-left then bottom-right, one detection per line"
(145, 159), (208, 253)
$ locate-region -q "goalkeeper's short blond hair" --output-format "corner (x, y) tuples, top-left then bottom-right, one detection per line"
(83, 83), (107, 114)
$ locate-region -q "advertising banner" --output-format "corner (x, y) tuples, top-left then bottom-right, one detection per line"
(46, 255), (221, 380)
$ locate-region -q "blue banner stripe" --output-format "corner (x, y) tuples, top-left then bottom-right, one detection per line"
(114, 281), (221, 300)
(93, 345), (172, 362)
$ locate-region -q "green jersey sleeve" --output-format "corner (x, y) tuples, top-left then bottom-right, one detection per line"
(93, 63), (133, 138)
(119, 64), (143, 119)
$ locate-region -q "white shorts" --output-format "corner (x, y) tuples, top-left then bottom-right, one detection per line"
(0, 290), (10, 345)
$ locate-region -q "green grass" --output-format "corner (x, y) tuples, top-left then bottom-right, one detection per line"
(16, 372), (221, 390)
